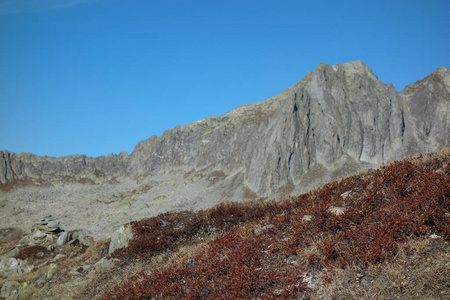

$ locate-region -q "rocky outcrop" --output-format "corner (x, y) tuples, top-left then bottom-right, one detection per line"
(1, 61), (449, 200)
(126, 61), (450, 195)
(0, 151), (129, 185)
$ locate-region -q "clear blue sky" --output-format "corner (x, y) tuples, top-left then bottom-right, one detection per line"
(1, 0), (449, 157)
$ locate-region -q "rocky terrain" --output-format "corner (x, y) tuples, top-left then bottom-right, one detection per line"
(0, 149), (448, 299)
(1, 61), (449, 240)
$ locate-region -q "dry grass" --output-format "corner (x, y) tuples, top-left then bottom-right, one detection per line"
(320, 238), (450, 299)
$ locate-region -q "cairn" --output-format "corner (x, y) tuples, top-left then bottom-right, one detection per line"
(32, 216), (92, 248)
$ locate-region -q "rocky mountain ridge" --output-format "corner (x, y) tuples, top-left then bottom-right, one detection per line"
(1, 61), (449, 238)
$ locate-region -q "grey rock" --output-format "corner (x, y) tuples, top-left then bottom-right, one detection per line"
(78, 235), (93, 246)
(47, 220), (60, 229)
(108, 225), (133, 255)
(0, 281), (20, 299)
(67, 235), (93, 247)
(94, 257), (116, 270)
(56, 232), (69, 246)
(340, 191), (351, 200)
(0, 151), (128, 185)
(33, 230), (47, 239)
(302, 215), (313, 222)
(39, 216), (57, 225)
(38, 225), (59, 233)
(51, 254), (66, 262)
(69, 229), (94, 240)
(0, 258), (27, 278)
(43, 263), (58, 280)
(68, 239), (78, 246)
(0, 247), (19, 262)
(69, 265), (92, 278)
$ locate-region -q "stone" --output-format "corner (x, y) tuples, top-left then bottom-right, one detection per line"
(69, 229), (94, 239)
(44, 263), (58, 280)
(18, 281), (29, 297)
(67, 235), (93, 247)
(52, 254), (66, 261)
(38, 225), (59, 233)
(1, 281), (20, 299)
(47, 220), (60, 229)
(68, 239), (79, 246)
(108, 225), (133, 255)
(328, 206), (346, 216)
(340, 191), (351, 200)
(45, 234), (55, 243)
(0, 247), (19, 262)
(302, 215), (313, 222)
(39, 216), (57, 225)
(33, 230), (47, 239)
(0, 258), (22, 277)
(94, 257), (116, 270)
(78, 235), (93, 247)
(56, 232), (69, 246)
(70, 265), (92, 278)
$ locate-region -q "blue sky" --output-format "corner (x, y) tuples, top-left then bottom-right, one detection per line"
(1, 0), (449, 157)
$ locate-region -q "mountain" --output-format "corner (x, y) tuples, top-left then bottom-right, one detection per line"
(1, 61), (449, 238)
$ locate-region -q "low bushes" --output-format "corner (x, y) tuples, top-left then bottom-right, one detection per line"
(104, 151), (449, 299)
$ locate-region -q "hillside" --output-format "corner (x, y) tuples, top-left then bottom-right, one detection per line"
(1, 61), (449, 239)
(1, 149), (448, 299)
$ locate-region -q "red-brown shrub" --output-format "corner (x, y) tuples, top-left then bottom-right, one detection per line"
(15, 245), (49, 260)
(103, 151), (450, 299)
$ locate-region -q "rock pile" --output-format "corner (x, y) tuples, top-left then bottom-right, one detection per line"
(31, 216), (93, 248)
(0, 216), (115, 299)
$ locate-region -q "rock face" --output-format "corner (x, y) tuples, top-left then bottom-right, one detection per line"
(126, 61), (450, 194)
(0, 152), (129, 186)
(1, 61), (449, 237)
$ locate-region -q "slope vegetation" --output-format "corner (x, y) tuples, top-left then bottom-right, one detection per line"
(103, 149), (449, 299)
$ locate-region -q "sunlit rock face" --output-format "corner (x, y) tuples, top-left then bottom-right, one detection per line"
(126, 61), (450, 195)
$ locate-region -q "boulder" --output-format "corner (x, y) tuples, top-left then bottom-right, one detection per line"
(108, 225), (133, 255)
(0, 247), (19, 262)
(67, 235), (93, 247)
(0, 258), (23, 277)
(78, 236), (93, 246)
(0, 281), (20, 299)
(56, 232), (69, 246)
